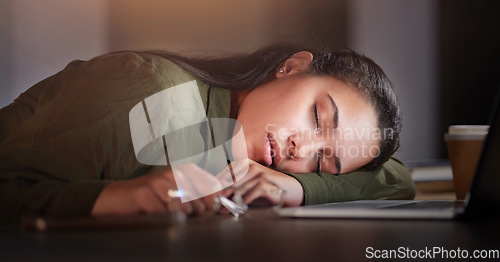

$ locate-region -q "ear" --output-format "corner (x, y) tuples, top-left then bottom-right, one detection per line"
(276, 51), (313, 78)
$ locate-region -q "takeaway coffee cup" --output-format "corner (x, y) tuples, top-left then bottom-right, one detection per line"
(445, 125), (489, 200)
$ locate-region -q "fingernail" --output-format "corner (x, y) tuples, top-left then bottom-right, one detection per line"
(212, 197), (221, 212)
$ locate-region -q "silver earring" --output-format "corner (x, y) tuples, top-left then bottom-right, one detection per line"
(279, 68), (284, 73)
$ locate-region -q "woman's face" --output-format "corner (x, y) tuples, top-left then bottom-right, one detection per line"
(236, 75), (380, 174)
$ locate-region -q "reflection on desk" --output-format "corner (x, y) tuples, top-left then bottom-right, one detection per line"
(1, 209), (500, 262)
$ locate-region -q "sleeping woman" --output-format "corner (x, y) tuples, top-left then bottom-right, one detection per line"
(0, 43), (415, 223)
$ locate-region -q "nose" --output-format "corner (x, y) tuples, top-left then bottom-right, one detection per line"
(287, 134), (326, 160)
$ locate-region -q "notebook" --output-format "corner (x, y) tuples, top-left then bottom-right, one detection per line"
(277, 93), (500, 220)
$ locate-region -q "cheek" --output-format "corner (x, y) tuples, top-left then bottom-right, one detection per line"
(337, 139), (380, 172)
(271, 96), (311, 123)
(269, 110), (312, 136)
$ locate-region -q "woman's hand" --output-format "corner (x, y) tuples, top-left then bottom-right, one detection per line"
(220, 159), (304, 207)
(91, 164), (219, 217)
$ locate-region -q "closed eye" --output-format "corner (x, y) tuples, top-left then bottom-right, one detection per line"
(316, 153), (322, 173)
(314, 104), (321, 172)
(314, 104), (319, 129)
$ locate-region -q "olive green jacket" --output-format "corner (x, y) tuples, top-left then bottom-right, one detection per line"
(0, 52), (415, 224)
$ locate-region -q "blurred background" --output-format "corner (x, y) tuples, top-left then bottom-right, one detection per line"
(0, 0), (499, 163)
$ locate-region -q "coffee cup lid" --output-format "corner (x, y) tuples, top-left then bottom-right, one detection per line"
(445, 125), (489, 141)
(448, 125), (489, 134)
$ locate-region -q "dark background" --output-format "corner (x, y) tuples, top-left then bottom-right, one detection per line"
(439, 0), (500, 156)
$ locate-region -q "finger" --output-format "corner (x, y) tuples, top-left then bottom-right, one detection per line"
(221, 187), (234, 198)
(178, 201), (194, 215)
(215, 160), (250, 186)
(161, 193), (181, 214)
(149, 174), (198, 215)
(189, 198), (206, 215)
(173, 164), (223, 200)
(231, 166), (259, 188)
(218, 206), (230, 215)
(214, 159), (255, 190)
(233, 177), (262, 198)
(152, 176), (179, 205)
(201, 193), (220, 212)
(135, 187), (170, 214)
(239, 181), (263, 205)
(241, 181), (283, 206)
(164, 191), (194, 215)
(243, 187), (278, 206)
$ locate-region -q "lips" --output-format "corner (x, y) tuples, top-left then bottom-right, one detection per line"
(264, 133), (282, 167)
(263, 134), (273, 166)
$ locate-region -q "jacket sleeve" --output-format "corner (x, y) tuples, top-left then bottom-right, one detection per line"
(285, 158), (416, 205)
(0, 53), (170, 224)
(0, 68), (112, 224)
(0, 174), (109, 224)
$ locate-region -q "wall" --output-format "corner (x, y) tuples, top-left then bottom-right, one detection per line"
(107, 0), (348, 53)
(0, 0), (12, 107)
(0, 0), (108, 107)
(348, 0), (439, 161)
(439, 0), (500, 157)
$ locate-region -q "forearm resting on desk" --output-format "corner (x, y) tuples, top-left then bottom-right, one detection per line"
(284, 158), (416, 205)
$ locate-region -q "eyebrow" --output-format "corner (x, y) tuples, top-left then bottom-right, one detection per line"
(327, 94), (339, 129)
(327, 94), (341, 174)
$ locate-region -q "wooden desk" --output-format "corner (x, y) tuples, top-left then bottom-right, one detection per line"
(2, 209), (500, 261)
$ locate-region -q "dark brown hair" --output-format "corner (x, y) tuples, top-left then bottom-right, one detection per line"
(141, 43), (401, 171)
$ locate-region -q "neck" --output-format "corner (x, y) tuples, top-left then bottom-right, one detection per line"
(230, 89), (249, 119)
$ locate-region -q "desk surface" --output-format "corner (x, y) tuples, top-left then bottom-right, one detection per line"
(2, 209), (500, 262)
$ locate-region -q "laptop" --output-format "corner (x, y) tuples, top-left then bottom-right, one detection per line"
(277, 93), (500, 220)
